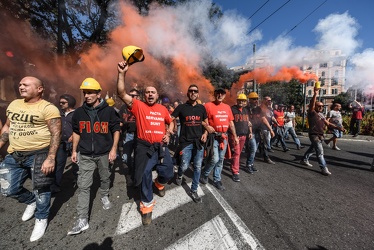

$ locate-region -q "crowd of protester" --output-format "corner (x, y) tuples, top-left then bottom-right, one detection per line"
(0, 66), (373, 241)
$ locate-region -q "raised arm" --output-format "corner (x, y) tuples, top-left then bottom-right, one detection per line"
(117, 61), (133, 107)
(309, 87), (319, 113)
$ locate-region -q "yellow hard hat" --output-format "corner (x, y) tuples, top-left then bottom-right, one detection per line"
(237, 93), (247, 100)
(122, 45), (145, 66)
(80, 78), (102, 91)
(247, 92), (259, 99)
(106, 98), (115, 106)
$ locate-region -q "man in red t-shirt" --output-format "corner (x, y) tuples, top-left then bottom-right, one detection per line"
(349, 100), (364, 137)
(117, 61), (174, 225)
(200, 88), (239, 191)
(272, 105), (289, 152)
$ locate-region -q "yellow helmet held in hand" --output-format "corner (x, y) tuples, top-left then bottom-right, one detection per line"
(106, 98), (115, 106)
(237, 93), (247, 100)
(247, 92), (259, 99)
(80, 78), (102, 91)
(122, 45), (145, 66)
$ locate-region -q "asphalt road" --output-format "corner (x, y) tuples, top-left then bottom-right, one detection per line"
(0, 134), (373, 250)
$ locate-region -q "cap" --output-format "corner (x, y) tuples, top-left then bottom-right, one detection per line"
(214, 87), (226, 94)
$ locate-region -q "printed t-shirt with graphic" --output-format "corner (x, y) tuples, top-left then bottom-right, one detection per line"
(230, 105), (250, 136)
(6, 99), (60, 153)
(131, 99), (172, 144)
(204, 101), (234, 133)
(327, 110), (343, 128)
(171, 103), (207, 144)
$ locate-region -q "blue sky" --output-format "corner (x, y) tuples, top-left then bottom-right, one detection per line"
(214, 0), (374, 52)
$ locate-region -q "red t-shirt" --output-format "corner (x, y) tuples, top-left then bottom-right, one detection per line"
(205, 101), (234, 133)
(273, 110), (285, 126)
(131, 99), (172, 144)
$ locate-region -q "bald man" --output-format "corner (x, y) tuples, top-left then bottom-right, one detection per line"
(0, 76), (61, 242)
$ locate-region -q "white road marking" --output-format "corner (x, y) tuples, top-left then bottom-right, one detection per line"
(206, 185), (265, 250)
(115, 182), (204, 235)
(165, 215), (237, 250)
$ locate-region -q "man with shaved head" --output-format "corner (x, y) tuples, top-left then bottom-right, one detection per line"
(117, 61), (174, 226)
(300, 84), (345, 175)
(0, 76), (61, 242)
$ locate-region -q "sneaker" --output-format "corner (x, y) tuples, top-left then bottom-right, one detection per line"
(324, 140), (330, 147)
(265, 159), (275, 165)
(353, 134), (358, 137)
(332, 146), (341, 151)
(22, 202), (36, 222)
(300, 160), (313, 167)
(267, 149), (275, 153)
(297, 145), (305, 150)
(321, 167), (331, 176)
(101, 196), (112, 210)
(175, 176), (183, 186)
(142, 212), (152, 225)
(283, 148), (290, 152)
(213, 181), (225, 191)
(200, 175), (208, 185)
(189, 190), (202, 203)
(154, 179), (166, 197)
(67, 218), (89, 235)
(232, 174), (240, 182)
(251, 166), (258, 172)
(30, 218), (48, 242)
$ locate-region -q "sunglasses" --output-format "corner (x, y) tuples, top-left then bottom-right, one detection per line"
(188, 89), (199, 93)
(249, 98), (258, 100)
(316, 105), (324, 107)
(130, 94), (139, 98)
(59, 101), (68, 104)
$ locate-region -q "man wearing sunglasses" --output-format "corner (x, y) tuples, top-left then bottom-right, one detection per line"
(300, 85), (345, 175)
(170, 85), (210, 202)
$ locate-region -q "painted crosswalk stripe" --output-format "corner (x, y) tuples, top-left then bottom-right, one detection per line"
(115, 182), (205, 235)
(206, 185), (264, 250)
(164, 215), (237, 250)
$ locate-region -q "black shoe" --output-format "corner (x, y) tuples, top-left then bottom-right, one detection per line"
(283, 148), (290, 152)
(175, 176), (183, 186)
(232, 174), (240, 182)
(189, 190), (202, 203)
(251, 166), (258, 172)
(267, 149), (274, 153)
(200, 175), (208, 185)
(265, 159), (275, 165)
(353, 134), (358, 137)
(297, 145), (305, 150)
(213, 181), (225, 190)
(142, 212), (152, 225)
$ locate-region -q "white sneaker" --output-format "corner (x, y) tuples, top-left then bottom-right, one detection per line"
(67, 218), (89, 235)
(332, 146), (341, 151)
(300, 160), (313, 167)
(22, 202), (36, 221)
(101, 196), (112, 210)
(321, 167), (332, 176)
(30, 218), (48, 242)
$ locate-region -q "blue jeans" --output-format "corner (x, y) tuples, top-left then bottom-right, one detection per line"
(122, 133), (135, 175)
(284, 126), (301, 148)
(202, 138), (228, 182)
(302, 135), (327, 168)
(0, 154), (51, 219)
(246, 136), (257, 166)
(178, 144), (204, 192)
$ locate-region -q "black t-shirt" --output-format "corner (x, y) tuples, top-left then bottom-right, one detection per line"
(308, 110), (325, 135)
(171, 102), (207, 144)
(119, 104), (136, 133)
(230, 105), (249, 136)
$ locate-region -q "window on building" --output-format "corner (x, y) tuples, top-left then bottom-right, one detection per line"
(331, 78), (338, 86)
(319, 63), (327, 68)
(321, 71), (325, 77)
(332, 89), (338, 95)
(308, 90), (312, 96)
(322, 89), (327, 95)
